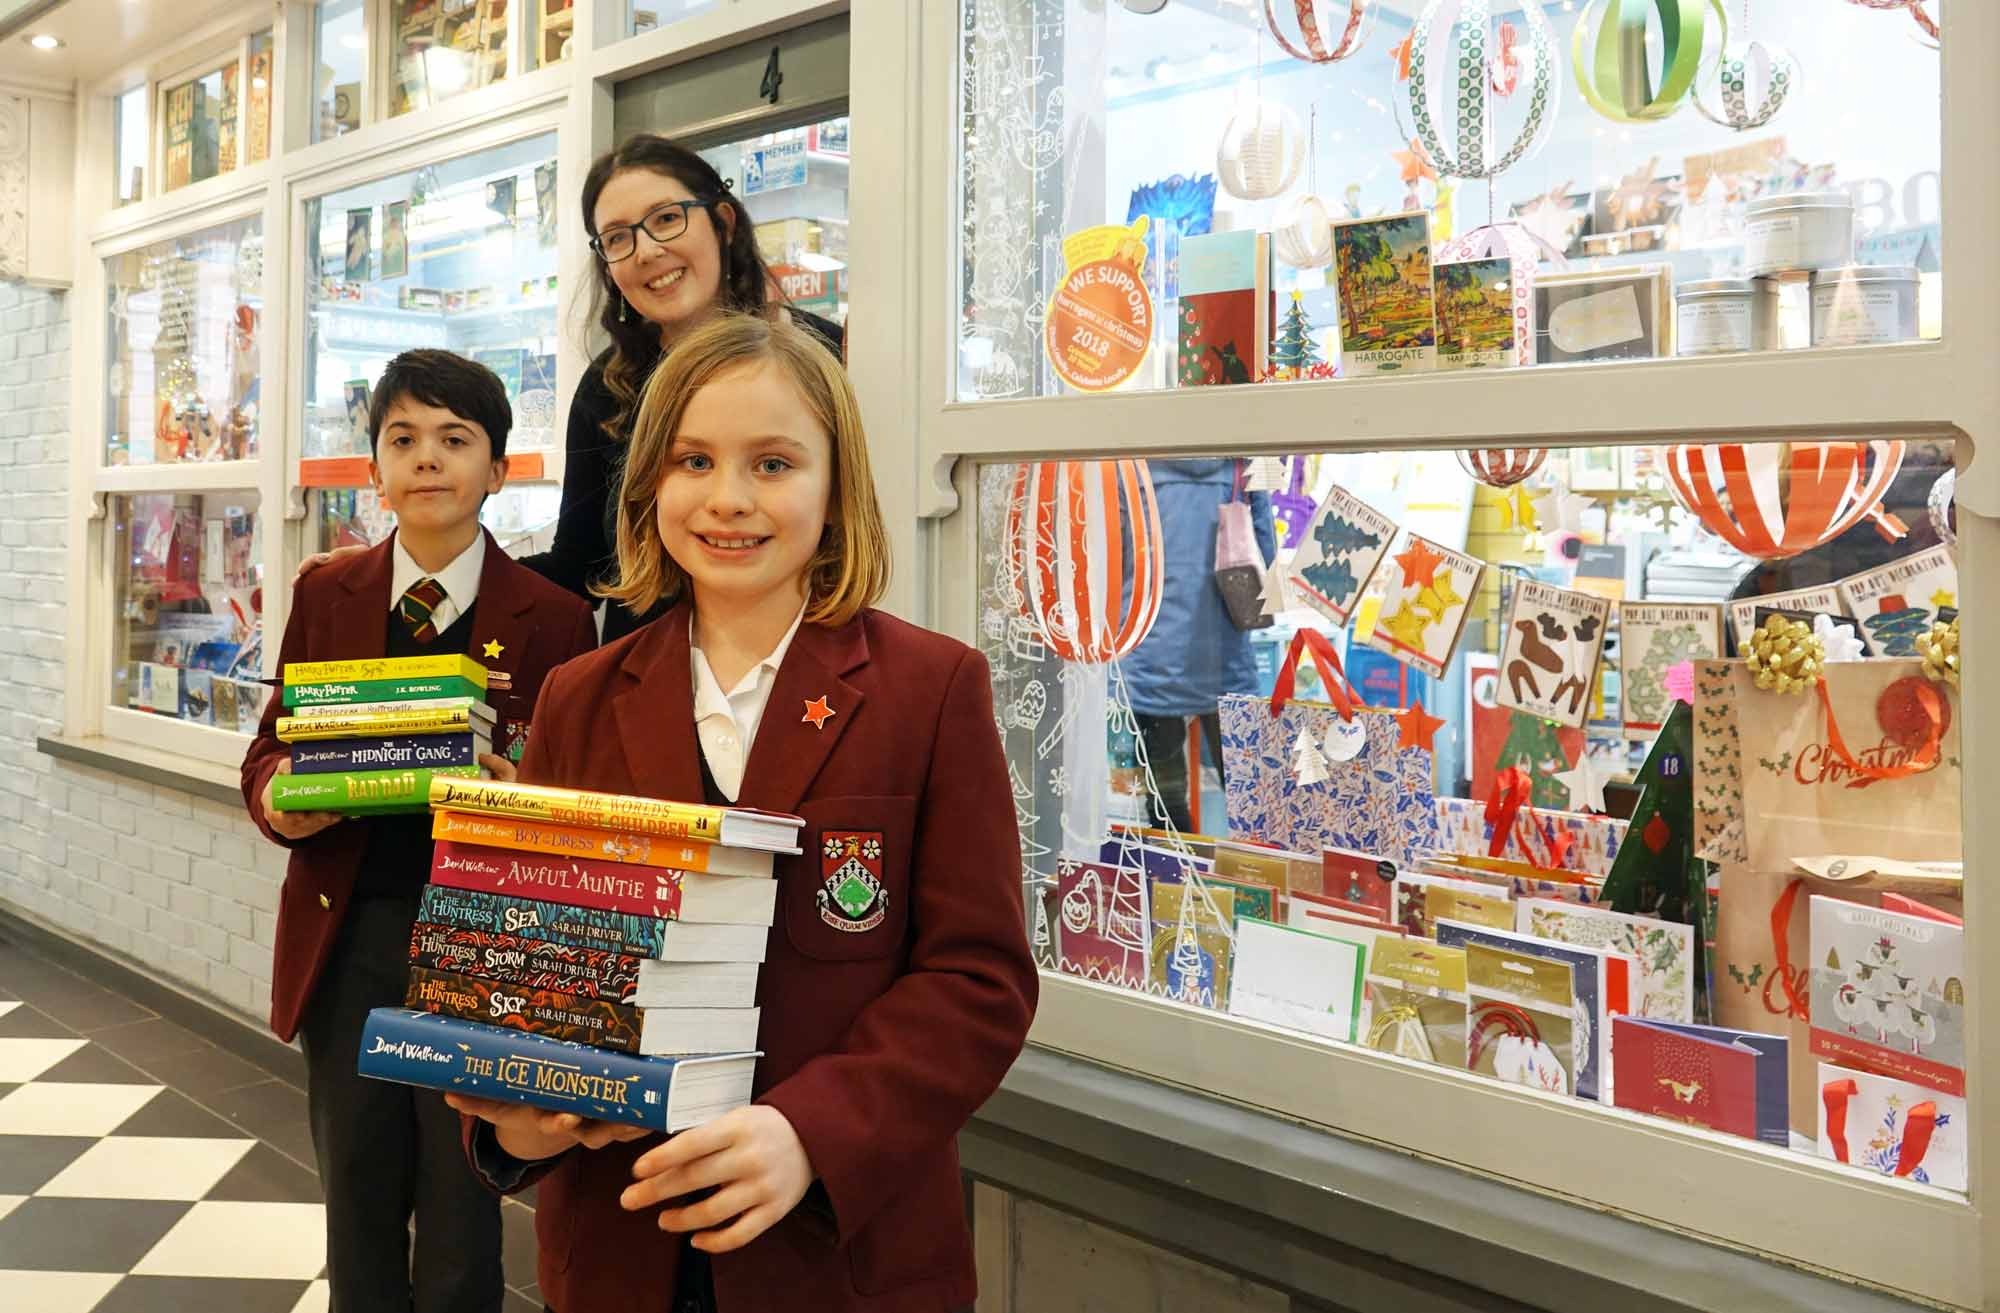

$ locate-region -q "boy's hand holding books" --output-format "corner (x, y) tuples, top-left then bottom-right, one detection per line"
(445, 1092), (652, 1158)
(260, 761), (345, 841)
(620, 1105), (813, 1253)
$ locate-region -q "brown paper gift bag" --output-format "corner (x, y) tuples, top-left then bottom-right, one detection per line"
(1732, 659), (1960, 871)
(1712, 859), (1962, 1136)
(1693, 660), (1747, 864)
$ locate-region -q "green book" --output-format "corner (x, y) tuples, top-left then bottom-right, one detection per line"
(284, 675), (489, 708)
(272, 764), (481, 814)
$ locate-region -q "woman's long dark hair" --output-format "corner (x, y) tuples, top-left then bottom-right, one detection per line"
(580, 134), (776, 442)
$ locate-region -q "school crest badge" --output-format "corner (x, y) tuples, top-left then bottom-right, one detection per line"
(819, 831), (887, 933)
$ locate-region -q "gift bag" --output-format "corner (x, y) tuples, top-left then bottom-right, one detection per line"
(1733, 659), (1960, 870)
(1214, 465), (1273, 632)
(1219, 629), (1441, 866)
(1692, 660), (1748, 864)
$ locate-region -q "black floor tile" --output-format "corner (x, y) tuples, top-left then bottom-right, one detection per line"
(504, 1287), (541, 1312)
(205, 1142), (322, 1205)
(0, 1133), (93, 1193)
(112, 1088), (252, 1140)
(94, 1274), (315, 1313)
(137, 1042), (282, 1102)
(36, 1042), (156, 1085)
(0, 1002), (78, 1039)
(89, 1017), (212, 1067)
(0, 1195), (191, 1271)
(19, 981), (156, 1033)
(206, 1079), (319, 1167)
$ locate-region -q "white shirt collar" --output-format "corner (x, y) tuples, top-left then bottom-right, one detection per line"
(390, 531), (487, 616)
(690, 603), (808, 717)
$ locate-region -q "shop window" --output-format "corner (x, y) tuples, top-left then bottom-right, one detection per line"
(113, 85), (147, 206)
(314, 0), (367, 142)
(160, 60), (241, 194)
(391, 0), (512, 118)
(630, 1), (721, 40)
(701, 116), (850, 328)
(105, 215), (264, 467)
(955, 2), (1943, 401)
(246, 29), (274, 166)
(310, 482), (563, 557)
(981, 437), (1966, 1192)
(111, 492), (267, 735)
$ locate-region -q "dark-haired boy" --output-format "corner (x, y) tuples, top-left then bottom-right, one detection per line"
(242, 349), (596, 1313)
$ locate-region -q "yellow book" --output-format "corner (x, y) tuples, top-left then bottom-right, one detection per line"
(425, 778), (805, 854)
(429, 810), (775, 878)
(277, 708), (487, 742)
(282, 654), (489, 688)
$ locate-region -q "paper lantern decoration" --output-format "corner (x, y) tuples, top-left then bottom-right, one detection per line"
(1928, 466), (1956, 548)
(1265, 0), (1374, 64)
(1573, 0), (1725, 124)
(1457, 447), (1548, 489)
(1436, 222), (1561, 366)
(1662, 442), (1910, 560)
(1004, 461), (1166, 663)
(1217, 99), (1306, 201)
(1273, 108), (1334, 269)
(1405, 0), (1559, 181)
(1693, 1), (1798, 133)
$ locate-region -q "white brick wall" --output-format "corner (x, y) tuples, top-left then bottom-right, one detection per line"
(0, 279), (283, 1028)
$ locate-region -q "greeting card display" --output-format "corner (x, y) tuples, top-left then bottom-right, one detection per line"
(1150, 879), (1235, 1010)
(1518, 898), (1694, 1023)
(1835, 546), (1960, 658)
(1285, 484), (1399, 626)
(1465, 944), (1577, 1097)
(1727, 584), (1845, 648)
(1331, 210), (1437, 375)
(1393, 871), (1512, 938)
(1054, 858), (1149, 990)
(1808, 896), (1964, 1097)
(1496, 580), (1613, 729)
(1615, 1017), (1790, 1148)
(1364, 937), (1469, 1067)
(1321, 845), (1397, 921)
(1177, 230), (1274, 386)
(1435, 257), (1516, 370)
(1364, 534), (1485, 678)
(1226, 917), (1370, 1044)
(1817, 1062), (1967, 1193)
(1619, 602), (1723, 733)
(1435, 920), (1630, 1102)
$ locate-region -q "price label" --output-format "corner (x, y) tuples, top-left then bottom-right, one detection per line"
(1043, 258), (1152, 393)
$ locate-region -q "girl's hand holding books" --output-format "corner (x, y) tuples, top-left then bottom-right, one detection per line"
(446, 1092), (651, 1160)
(620, 1105), (814, 1252)
(261, 761), (345, 841)
(477, 752), (518, 783)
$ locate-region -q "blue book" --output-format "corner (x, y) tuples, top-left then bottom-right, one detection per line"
(291, 732), (488, 774)
(357, 1008), (758, 1133)
(1433, 919), (1623, 1103)
(419, 883), (672, 959)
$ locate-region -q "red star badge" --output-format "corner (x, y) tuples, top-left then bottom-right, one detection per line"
(802, 695), (836, 730)
(1393, 536), (1445, 589)
(1396, 697), (1447, 752)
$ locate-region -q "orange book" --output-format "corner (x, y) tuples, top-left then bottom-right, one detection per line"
(430, 809), (774, 878)
(425, 777), (802, 853)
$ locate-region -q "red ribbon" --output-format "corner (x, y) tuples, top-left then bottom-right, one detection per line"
(1814, 674), (1943, 784)
(1822, 1080), (1939, 1177)
(1822, 1078), (1859, 1162)
(1767, 877), (1811, 1022)
(1482, 766), (1568, 867)
(1269, 628), (1357, 721)
(1468, 1000), (1540, 1070)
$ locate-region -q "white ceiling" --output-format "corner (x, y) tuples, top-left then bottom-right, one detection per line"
(0, 0), (250, 91)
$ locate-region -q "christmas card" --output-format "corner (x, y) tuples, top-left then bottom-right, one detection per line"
(1436, 920), (1632, 1102)
(1149, 920), (1232, 1011)
(1835, 546), (1959, 658)
(1285, 483), (1399, 627)
(1496, 580), (1613, 730)
(1226, 916), (1370, 1045)
(1466, 944), (1578, 1097)
(1321, 845), (1397, 921)
(1176, 230), (1272, 386)
(1816, 1062), (1966, 1192)
(1435, 257), (1516, 371)
(1727, 584), (1845, 648)
(1517, 898), (1695, 1023)
(1618, 602), (1723, 734)
(1419, 853), (1606, 910)
(1331, 209), (1437, 375)
(1365, 937), (1469, 1067)
(1290, 892), (1400, 938)
(1363, 534), (1485, 680)
(1393, 871), (1512, 938)
(1211, 838), (1299, 896)
(1053, 858), (1149, 990)
(1614, 1016), (1789, 1147)
(1808, 896), (1965, 1096)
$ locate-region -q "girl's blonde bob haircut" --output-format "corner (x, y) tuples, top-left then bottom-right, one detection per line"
(598, 313), (890, 626)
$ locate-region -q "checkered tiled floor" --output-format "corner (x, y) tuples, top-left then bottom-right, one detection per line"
(0, 937), (542, 1311)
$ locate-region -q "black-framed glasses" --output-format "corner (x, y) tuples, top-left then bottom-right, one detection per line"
(590, 199), (717, 263)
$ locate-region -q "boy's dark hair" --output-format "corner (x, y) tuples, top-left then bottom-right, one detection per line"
(368, 349), (512, 460)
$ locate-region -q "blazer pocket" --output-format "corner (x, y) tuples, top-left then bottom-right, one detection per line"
(848, 1150), (963, 1294)
(782, 795), (918, 962)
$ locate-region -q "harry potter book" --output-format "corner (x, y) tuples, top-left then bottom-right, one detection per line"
(287, 695), (495, 723)
(404, 964), (760, 1056)
(427, 779), (805, 853)
(429, 810), (775, 878)
(283, 653), (489, 687)
(428, 840), (778, 924)
(284, 674), (489, 708)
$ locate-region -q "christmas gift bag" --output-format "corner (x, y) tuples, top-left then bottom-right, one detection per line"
(1733, 658), (1960, 871)
(1692, 659), (1748, 864)
(1214, 464), (1273, 632)
(1219, 629), (1441, 866)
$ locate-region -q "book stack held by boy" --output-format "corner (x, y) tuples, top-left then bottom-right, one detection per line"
(358, 775), (805, 1134)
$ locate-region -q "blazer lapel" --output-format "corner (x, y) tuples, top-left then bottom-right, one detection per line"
(612, 602), (706, 805)
(736, 617), (869, 819)
(328, 538), (396, 661)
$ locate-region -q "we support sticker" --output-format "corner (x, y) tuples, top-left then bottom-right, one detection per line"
(818, 832), (888, 933)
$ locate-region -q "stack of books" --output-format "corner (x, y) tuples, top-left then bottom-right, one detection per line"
(358, 778), (804, 1133)
(270, 654), (495, 815)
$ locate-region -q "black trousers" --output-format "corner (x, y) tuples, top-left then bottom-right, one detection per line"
(300, 893), (505, 1313)
(1135, 711), (1227, 834)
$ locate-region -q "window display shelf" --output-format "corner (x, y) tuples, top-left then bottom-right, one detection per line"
(93, 459), (262, 495)
(296, 450), (559, 487)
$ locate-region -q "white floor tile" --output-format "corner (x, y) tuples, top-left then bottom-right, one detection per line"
(0, 1194), (24, 1224)
(133, 1201), (328, 1280)
(0, 1001), (21, 1019)
(0, 1270), (121, 1311)
(290, 1279), (330, 1313)
(38, 1136), (256, 1202)
(0, 1083), (162, 1137)
(0, 1038), (88, 1082)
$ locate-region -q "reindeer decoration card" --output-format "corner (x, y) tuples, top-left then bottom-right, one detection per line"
(1363, 534), (1487, 678)
(1496, 580), (1614, 729)
(1612, 1016), (1790, 1147)
(1808, 896), (1965, 1097)
(1285, 484), (1400, 628)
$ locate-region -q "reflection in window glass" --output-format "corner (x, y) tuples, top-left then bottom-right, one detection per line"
(701, 117), (850, 327)
(957, 2), (1943, 399)
(979, 437), (1963, 1189)
(112, 492), (267, 734)
(313, 483), (564, 555)
(533, 0), (575, 67)
(629, 1), (720, 39)
(303, 133), (560, 459)
(391, 0), (510, 118)
(113, 85), (147, 206)
(314, 0), (367, 142)
(162, 63), (239, 193)
(247, 29), (274, 165)
(105, 215), (264, 466)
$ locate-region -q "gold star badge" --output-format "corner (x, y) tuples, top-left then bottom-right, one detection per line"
(802, 695), (836, 730)
(482, 639), (504, 659)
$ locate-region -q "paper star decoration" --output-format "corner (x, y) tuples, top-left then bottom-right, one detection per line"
(802, 695), (837, 729)
(1930, 586), (1957, 610)
(1532, 485), (1592, 538)
(1258, 563), (1292, 616)
(1514, 180), (1585, 255)
(481, 639), (504, 659)
(1393, 138), (1437, 188)
(1381, 602), (1432, 650)
(1397, 698), (1447, 752)
(1814, 613), (1867, 663)
(1498, 485), (1538, 532)
(1606, 157), (1676, 234)
(1553, 753), (1609, 814)
(1393, 536), (1445, 589)
(1293, 728), (1332, 787)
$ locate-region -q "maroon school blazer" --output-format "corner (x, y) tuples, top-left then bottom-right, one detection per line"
(471, 601), (1037, 1313)
(239, 532), (597, 1041)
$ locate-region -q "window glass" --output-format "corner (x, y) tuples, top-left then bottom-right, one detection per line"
(314, 0), (367, 142)
(956, 2), (1943, 400)
(981, 437), (1966, 1193)
(105, 215), (264, 466)
(701, 117), (850, 328)
(532, 0), (576, 67)
(629, 1), (721, 40)
(302, 133), (560, 460)
(391, 0), (511, 118)
(113, 85), (147, 206)
(162, 62), (240, 193)
(112, 491), (267, 734)
(310, 484), (564, 556)
(247, 29), (274, 165)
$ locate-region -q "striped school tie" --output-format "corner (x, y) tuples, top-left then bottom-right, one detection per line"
(398, 576), (448, 642)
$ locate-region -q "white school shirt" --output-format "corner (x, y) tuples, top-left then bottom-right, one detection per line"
(689, 605), (807, 802)
(389, 533), (486, 633)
